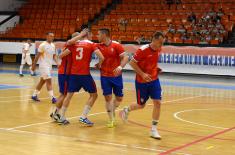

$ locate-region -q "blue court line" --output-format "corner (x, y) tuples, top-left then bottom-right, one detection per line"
(0, 84), (28, 90)
(1, 69), (235, 91)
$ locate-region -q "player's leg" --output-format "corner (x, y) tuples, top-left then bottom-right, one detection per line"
(149, 79), (162, 139)
(80, 76), (98, 126)
(45, 78), (57, 103)
(50, 93), (65, 121)
(57, 92), (74, 125)
(57, 75), (81, 125)
(120, 81), (148, 122)
(150, 99), (161, 139)
(26, 56), (35, 76)
(101, 76), (115, 125)
(31, 77), (46, 101)
(19, 56), (25, 76)
(112, 75), (124, 119)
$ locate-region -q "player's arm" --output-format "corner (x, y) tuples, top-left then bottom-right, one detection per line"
(31, 52), (42, 71)
(113, 52), (129, 76)
(94, 49), (104, 69)
(53, 53), (59, 66)
(59, 48), (71, 59)
(66, 28), (89, 46)
(129, 59), (152, 82)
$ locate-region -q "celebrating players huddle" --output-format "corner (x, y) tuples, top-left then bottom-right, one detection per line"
(31, 28), (165, 139)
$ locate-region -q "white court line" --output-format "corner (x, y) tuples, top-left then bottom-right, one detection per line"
(174, 108), (235, 130)
(1, 129), (190, 155)
(6, 95), (203, 130)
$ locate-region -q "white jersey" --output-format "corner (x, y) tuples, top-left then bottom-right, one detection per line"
(22, 43), (31, 56)
(38, 41), (56, 68)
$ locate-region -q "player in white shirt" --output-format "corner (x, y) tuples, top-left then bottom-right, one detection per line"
(31, 32), (58, 104)
(19, 39), (35, 76)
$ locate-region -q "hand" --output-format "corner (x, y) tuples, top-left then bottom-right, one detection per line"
(80, 28), (89, 37)
(94, 63), (101, 70)
(157, 67), (162, 74)
(141, 73), (152, 82)
(113, 66), (122, 76)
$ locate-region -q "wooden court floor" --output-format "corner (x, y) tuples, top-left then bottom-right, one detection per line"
(0, 65), (235, 155)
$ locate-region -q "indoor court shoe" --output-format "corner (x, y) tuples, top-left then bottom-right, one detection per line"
(31, 95), (40, 102)
(119, 106), (129, 122)
(50, 112), (61, 122)
(79, 117), (94, 127)
(31, 73), (36, 76)
(51, 97), (57, 104)
(150, 130), (161, 140)
(107, 120), (117, 128)
(57, 117), (70, 125)
(19, 74), (24, 77)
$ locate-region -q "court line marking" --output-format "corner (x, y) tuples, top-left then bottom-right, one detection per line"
(0, 129), (190, 155)
(0, 91), (85, 103)
(6, 95), (203, 130)
(174, 109), (235, 130)
(127, 119), (235, 142)
(159, 125), (235, 155)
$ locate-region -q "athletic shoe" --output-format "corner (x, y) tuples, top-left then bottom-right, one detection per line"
(51, 97), (57, 104)
(79, 117), (94, 127)
(57, 117), (70, 125)
(107, 120), (117, 128)
(31, 95), (40, 102)
(119, 106), (129, 122)
(150, 129), (161, 140)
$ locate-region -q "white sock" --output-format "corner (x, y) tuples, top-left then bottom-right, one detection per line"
(81, 105), (91, 119)
(30, 66), (34, 75)
(60, 106), (67, 118)
(152, 120), (159, 131)
(48, 90), (54, 99)
(32, 89), (40, 97)
(19, 65), (24, 74)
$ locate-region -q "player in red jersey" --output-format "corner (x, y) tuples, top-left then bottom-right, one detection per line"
(50, 31), (88, 121)
(120, 32), (165, 139)
(57, 29), (104, 125)
(97, 28), (129, 128)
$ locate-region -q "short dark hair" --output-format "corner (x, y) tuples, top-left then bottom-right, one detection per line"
(152, 31), (164, 39)
(98, 28), (110, 37)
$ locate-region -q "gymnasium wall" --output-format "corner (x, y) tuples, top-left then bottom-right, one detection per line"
(0, 41), (235, 76)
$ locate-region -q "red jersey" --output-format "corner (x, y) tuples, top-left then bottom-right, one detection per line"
(133, 44), (161, 83)
(97, 41), (125, 77)
(58, 45), (72, 75)
(68, 40), (97, 75)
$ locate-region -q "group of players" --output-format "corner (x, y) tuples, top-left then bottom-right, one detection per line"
(20, 28), (165, 139)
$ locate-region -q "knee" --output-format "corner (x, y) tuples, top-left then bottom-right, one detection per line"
(153, 100), (161, 106)
(91, 93), (98, 100)
(115, 97), (123, 102)
(138, 104), (146, 109)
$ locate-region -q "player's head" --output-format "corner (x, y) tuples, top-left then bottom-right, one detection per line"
(97, 28), (110, 42)
(151, 31), (165, 48)
(46, 32), (54, 43)
(26, 39), (31, 43)
(81, 28), (92, 40)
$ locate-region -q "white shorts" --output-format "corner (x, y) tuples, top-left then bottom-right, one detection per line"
(21, 55), (32, 65)
(39, 66), (52, 80)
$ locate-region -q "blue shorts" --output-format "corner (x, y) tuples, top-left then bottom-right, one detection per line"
(68, 75), (97, 93)
(58, 74), (69, 95)
(101, 75), (123, 97)
(135, 79), (162, 105)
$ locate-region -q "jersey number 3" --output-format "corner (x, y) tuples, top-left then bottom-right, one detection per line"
(76, 48), (83, 60)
